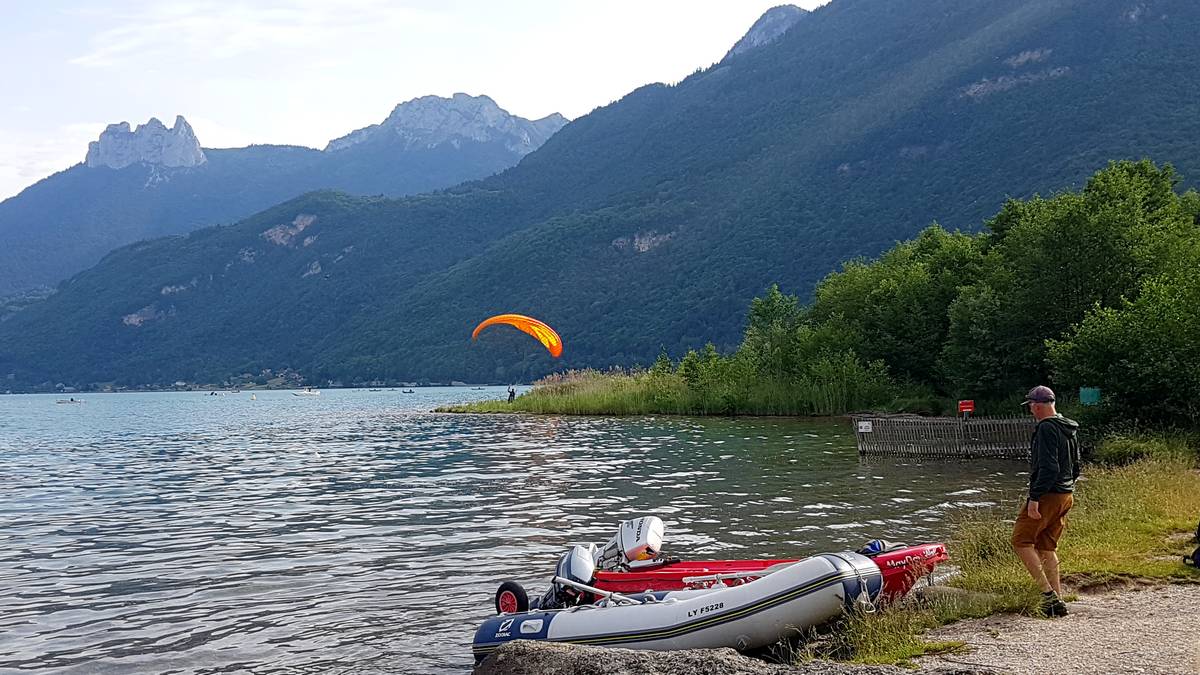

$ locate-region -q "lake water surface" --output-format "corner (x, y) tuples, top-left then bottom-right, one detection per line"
(0, 389), (1028, 673)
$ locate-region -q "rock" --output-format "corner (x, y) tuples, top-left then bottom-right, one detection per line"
(85, 115), (206, 169)
(324, 93), (568, 156)
(473, 640), (915, 675)
(726, 5), (808, 59)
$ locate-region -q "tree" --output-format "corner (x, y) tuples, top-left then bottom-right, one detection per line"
(808, 225), (983, 387)
(1049, 268), (1200, 422)
(650, 348), (673, 377)
(941, 160), (1199, 394)
(740, 284), (804, 379)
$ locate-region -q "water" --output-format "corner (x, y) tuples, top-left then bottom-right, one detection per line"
(0, 389), (1029, 673)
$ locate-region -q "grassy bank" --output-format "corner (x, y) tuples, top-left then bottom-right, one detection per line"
(820, 443), (1200, 665)
(438, 367), (920, 417)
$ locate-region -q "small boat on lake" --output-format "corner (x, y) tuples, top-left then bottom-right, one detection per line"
(402, 389), (416, 394)
(475, 551), (880, 662)
(55, 398), (83, 404)
(292, 388), (320, 397)
(474, 517), (948, 662)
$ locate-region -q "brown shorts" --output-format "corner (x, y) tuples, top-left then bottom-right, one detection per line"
(1011, 492), (1073, 551)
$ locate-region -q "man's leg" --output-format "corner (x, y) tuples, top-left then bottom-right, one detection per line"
(1039, 550), (1062, 596)
(1014, 545), (1052, 592)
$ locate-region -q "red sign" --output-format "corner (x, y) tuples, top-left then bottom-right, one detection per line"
(958, 400), (975, 414)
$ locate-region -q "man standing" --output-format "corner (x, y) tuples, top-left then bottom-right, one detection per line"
(1011, 385), (1080, 617)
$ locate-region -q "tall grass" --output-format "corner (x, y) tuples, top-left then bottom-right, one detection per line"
(439, 363), (902, 417)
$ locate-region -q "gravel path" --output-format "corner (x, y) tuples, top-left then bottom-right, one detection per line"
(915, 584), (1200, 674)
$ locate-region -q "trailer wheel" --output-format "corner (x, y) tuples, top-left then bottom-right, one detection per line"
(495, 581), (529, 614)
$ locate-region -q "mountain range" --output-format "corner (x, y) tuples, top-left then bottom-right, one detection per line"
(3, 0), (1200, 390)
(0, 94), (566, 296)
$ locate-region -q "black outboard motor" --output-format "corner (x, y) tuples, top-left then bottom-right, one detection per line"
(856, 539), (907, 557)
(530, 544), (597, 611)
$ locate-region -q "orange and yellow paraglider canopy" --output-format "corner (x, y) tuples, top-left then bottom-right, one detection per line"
(471, 314), (563, 358)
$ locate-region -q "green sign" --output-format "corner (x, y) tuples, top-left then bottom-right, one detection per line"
(1080, 387), (1102, 406)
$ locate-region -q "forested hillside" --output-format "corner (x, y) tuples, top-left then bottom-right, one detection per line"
(3, 0), (1200, 390)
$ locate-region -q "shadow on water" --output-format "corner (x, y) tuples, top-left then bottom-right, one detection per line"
(0, 390), (1028, 673)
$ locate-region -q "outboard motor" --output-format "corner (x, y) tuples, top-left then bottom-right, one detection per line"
(530, 544), (597, 610)
(856, 539), (907, 557)
(595, 516), (665, 571)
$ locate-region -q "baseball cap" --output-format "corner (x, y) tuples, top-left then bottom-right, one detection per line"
(1021, 385), (1056, 405)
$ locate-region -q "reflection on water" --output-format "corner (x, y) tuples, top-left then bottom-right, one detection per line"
(0, 389), (1028, 673)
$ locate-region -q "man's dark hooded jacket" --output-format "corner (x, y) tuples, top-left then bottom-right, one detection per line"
(1028, 415), (1081, 500)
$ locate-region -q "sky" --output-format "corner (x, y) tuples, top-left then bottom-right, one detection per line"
(0, 0), (830, 201)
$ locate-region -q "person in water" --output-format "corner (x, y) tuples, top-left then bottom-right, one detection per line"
(1011, 385), (1080, 617)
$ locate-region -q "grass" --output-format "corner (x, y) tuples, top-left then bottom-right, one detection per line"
(806, 452), (1200, 665)
(440, 369), (695, 415)
(437, 368), (913, 417)
(1091, 431), (1198, 465)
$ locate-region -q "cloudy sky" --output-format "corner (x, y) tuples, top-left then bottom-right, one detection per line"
(0, 0), (830, 200)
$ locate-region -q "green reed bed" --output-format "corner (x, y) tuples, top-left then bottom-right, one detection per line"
(437, 363), (901, 417)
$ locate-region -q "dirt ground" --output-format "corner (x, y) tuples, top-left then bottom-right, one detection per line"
(914, 583), (1200, 674)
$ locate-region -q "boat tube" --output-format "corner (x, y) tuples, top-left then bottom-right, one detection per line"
(473, 551), (881, 662)
(593, 540), (948, 604)
(478, 517), (949, 662)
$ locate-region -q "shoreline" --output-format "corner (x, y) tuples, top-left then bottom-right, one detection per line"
(475, 581), (1200, 675)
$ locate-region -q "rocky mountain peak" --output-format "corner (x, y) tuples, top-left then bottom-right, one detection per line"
(85, 115), (206, 169)
(324, 93), (568, 156)
(726, 5), (808, 59)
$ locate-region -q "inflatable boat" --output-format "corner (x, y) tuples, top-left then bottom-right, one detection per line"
(473, 551), (881, 662)
(475, 517), (948, 662)
(590, 541), (948, 603)
(492, 517), (947, 614)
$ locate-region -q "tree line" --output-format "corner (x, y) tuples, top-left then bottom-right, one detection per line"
(650, 160), (1199, 422)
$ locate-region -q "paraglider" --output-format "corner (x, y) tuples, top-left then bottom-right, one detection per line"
(471, 314), (563, 358)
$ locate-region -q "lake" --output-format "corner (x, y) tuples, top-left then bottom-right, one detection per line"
(0, 389), (1028, 673)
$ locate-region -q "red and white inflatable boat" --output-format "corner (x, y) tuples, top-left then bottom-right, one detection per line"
(591, 542), (948, 602)
(493, 516), (948, 615)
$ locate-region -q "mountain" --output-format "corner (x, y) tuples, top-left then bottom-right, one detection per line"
(0, 94), (567, 296)
(86, 116), (207, 169)
(4, 0), (1200, 390)
(325, 93), (567, 155)
(725, 5), (808, 59)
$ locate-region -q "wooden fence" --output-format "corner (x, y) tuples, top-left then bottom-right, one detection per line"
(852, 415), (1034, 459)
